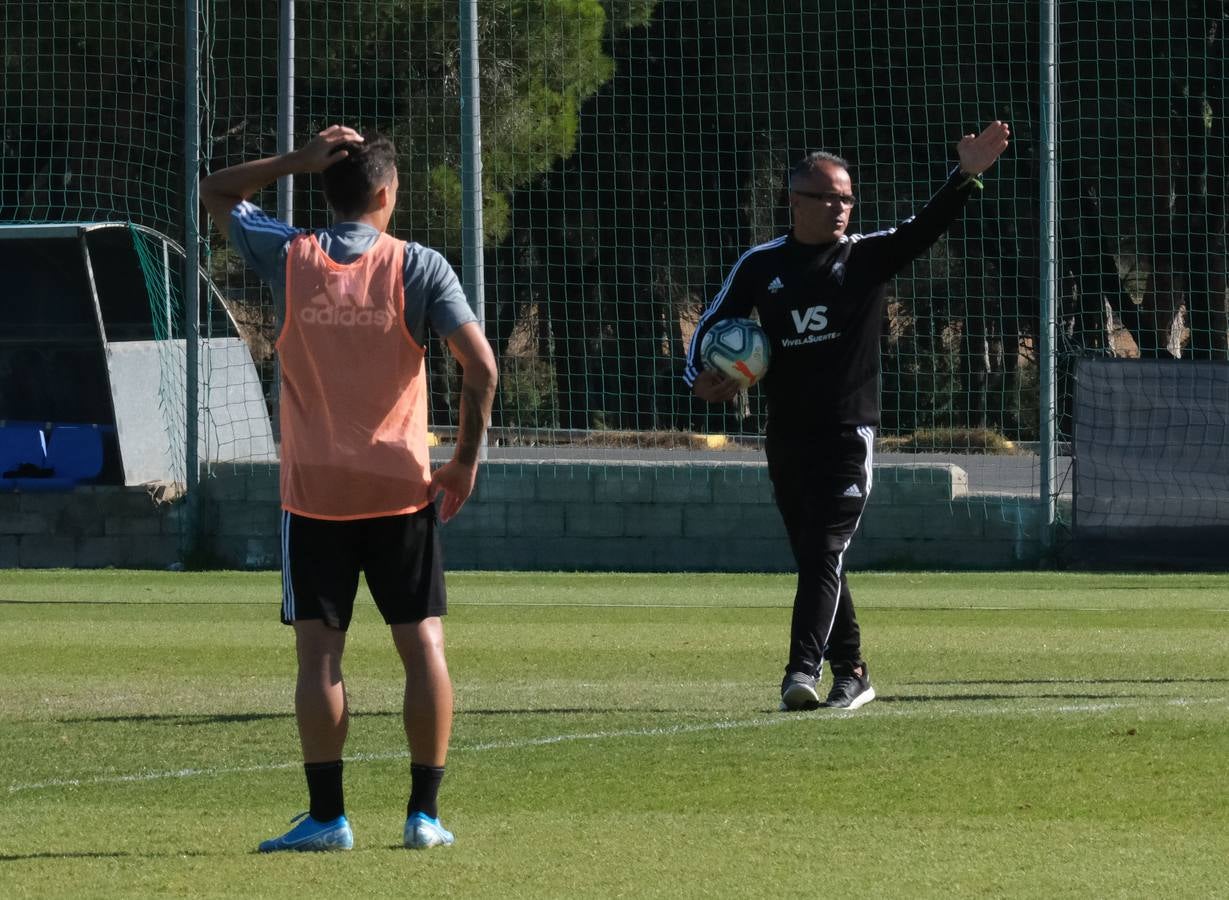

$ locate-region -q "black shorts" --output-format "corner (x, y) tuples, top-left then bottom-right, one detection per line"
(280, 506), (447, 630)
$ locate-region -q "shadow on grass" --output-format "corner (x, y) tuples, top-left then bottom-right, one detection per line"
(902, 678), (1229, 685)
(0, 850), (207, 862)
(873, 693), (1152, 703)
(54, 707), (677, 726)
(459, 707), (677, 716)
(55, 711), (299, 726)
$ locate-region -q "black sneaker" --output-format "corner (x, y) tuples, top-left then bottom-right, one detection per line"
(779, 671), (821, 711)
(822, 663), (876, 709)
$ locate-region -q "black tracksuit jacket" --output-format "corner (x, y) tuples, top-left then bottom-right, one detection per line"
(685, 168), (980, 438)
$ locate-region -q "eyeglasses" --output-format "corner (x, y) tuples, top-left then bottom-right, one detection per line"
(792, 189), (856, 207)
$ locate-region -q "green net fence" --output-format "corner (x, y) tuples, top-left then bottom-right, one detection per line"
(2, 1), (1226, 565)
(2, 2), (184, 232)
(1057, 2), (1228, 563)
(1059, 1), (1227, 365)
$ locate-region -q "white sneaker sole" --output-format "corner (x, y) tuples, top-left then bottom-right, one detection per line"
(780, 683), (821, 711)
(837, 685), (876, 710)
(405, 824), (455, 849)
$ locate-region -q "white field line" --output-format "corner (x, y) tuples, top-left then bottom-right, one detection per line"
(5, 599), (1228, 613)
(8, 695), (1226, 796)
(464, 603), (1229, 613)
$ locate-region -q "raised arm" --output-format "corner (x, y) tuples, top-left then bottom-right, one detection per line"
(957, 120), (1011, 177)
(199, 125), (363, 240)
(851, 120), (1011, 277)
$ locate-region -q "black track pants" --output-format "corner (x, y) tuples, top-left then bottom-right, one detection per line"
(766, 427), (873, 678)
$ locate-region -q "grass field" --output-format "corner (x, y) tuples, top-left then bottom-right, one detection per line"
(4, 570), (1228, 899)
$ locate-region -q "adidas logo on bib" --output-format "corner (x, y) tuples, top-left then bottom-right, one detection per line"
(842, 483), (863, 498)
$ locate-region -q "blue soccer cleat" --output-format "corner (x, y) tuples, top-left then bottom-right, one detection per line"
(404, 811), (455, 849)
(258, 812), (353, 853)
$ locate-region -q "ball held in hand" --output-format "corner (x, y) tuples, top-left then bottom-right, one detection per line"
(700, 317), (771, 387)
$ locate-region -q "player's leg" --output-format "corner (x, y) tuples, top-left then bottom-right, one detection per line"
(392, 616), (454, 848)
(363, 506), (455, 849)
(294, 620), (349, 763)
(260, 511), (361, 853)
(391, 616), (452, 765)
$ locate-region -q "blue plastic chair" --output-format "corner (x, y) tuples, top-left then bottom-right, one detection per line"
(3, 424), (104, 491)
(0, 425), (49, 490)
(45, 425), (105, 482)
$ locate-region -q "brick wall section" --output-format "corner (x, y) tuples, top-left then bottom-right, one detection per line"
(2, 461), (1045, 570)
(0, 486), (184, 568)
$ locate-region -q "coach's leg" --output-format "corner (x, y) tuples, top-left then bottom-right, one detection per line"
(768, 438), (834, 712)
(818, 428), (875, 708)
(768, 438), (813, 673)
(787, 531), (844, 677)
(826, 430), (871, 670)
(825, 572), (864, 666)
(822, 568), (875, 708)
(790, 473), (868, 678)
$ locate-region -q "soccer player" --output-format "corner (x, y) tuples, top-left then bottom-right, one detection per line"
(199, 125), (497, 851)
(685, 121), (1010, 712)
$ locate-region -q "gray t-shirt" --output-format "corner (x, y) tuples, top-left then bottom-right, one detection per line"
(229, 200), (477, 346)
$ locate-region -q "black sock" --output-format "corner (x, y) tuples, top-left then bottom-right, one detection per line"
(305, 760), (344, 822)
(408, 764), (446, 819)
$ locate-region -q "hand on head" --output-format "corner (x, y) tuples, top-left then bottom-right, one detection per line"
(957, 121), (1011, 177)
(296, 125), (365, 174)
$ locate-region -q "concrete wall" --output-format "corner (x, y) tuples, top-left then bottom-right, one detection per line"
(2, 461), (1045, 570)
(0, 484), (184, 568)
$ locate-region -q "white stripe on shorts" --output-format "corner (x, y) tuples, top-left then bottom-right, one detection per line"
(280, 510), (295, 621)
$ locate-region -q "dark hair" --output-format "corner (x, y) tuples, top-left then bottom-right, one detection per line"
(320, 131), (397, 218)
(789, 150), (850, 189)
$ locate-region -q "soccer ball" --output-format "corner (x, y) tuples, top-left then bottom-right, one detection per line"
(700, 317), (771, 387)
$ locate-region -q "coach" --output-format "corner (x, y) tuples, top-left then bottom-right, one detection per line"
(685, 121), (1011, 712)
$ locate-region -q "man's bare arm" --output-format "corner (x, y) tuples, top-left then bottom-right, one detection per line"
(428, 321), (498, 521)
(198, 125), (363, 240)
